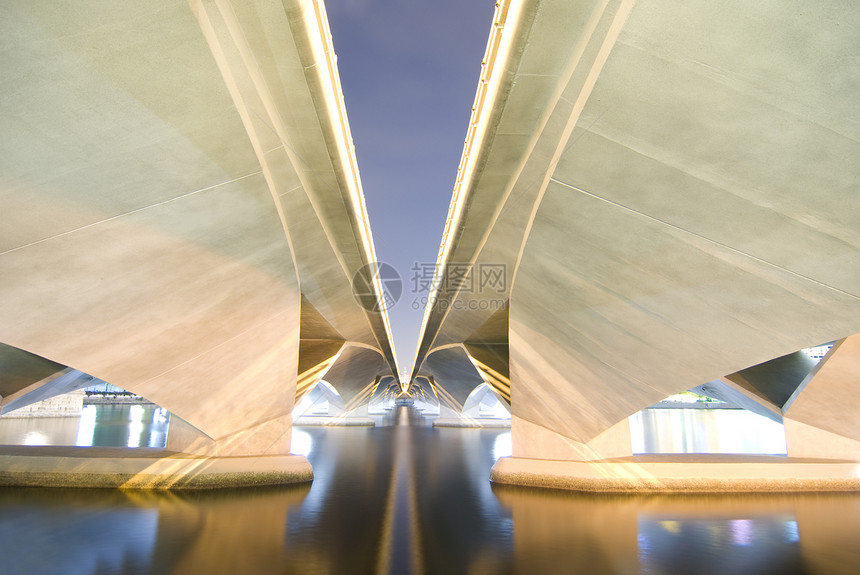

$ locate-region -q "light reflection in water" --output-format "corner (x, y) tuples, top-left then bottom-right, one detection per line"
(631, 409), (787, 454)
(127, 404), (144, 448)
(0, 404), (172, 449)
(291, 428), (314, 457)
(493, 487), (860, 575)
(75, 405), (97, 446)
(22, 431), (49, 446)
(493, 431), (512, 460)
(0, 407), (858, 574)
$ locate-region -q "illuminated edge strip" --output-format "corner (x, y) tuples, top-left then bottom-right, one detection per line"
(302, 0), (400, 375)
(411, 0), (523, 376)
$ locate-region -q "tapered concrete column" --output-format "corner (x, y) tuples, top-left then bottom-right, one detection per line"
(166, 414), (294, 457)
(784, 336), (860, 460)
(511, 415), (632, 461)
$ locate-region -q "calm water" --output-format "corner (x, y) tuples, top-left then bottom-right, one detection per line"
(0, 404), (169, 448)
(1, 406), (859, 574)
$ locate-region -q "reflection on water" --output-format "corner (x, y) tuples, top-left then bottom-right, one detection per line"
(0, 484), (311, 575)
(631, 408), (788, 454)
(494, 486), (860, 575)
(0, 407), (858, 574)
(0, 404), (170, 448)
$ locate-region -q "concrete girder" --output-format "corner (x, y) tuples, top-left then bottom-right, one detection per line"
(0, 0), (397, 462)
(413, 0), (860, 475)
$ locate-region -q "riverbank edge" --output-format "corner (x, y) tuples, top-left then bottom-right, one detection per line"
(490, 455), (860, 493)
(0, 448), (313, 490)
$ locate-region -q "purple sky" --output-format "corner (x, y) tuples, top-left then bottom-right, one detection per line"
(326, 1), (496, 372)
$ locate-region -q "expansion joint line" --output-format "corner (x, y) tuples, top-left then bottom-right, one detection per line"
(0, 171), (263, 258)
(551, 177), (860, 301)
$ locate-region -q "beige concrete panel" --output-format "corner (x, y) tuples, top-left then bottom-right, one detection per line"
(413, 0), (637, 378)
(512, 414), (631, 461)
(784, 335), (860, 444)
(550, 0), (860, 293)
(190, 0), (397, 374)
(0, 175), (295, 379)
(510, 181), (860, 443)
(166, 412), (294, 458)
(784, 419), (860, 461)
(0, 173), (300, 440)
(278, 181), (378, 348)
(136, 310), (299, 443)
(0, 1), (260, 252)
(619, 0), (860, 144)
(554, 107), (860, 296)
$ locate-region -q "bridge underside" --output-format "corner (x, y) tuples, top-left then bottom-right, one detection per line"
(413, 0), (860, 490)
(0, 0), (397, 487)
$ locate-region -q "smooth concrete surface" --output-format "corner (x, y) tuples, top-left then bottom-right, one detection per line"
(785, 336), (860, 446)
(410, 0), (860, 475)
(0, 446), (312, 490)
(491, 455), (860, 493)
(511, 414), (632, 461)
(0, 0), (398, 466)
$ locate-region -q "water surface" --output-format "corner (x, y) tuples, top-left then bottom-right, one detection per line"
(1, 407), (858, 574)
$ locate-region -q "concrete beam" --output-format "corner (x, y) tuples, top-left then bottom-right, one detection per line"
(0, 1), (396, 478)
(416, 0), (860, 488)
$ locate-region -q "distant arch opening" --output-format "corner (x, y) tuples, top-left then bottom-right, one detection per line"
(462, 383), (510, 420)
(293, 380), (345, 418)
(627, 340), (849, 456)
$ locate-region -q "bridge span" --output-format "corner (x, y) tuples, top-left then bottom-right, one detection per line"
(0, 0), (398, 486)
(411, 0), (860, 490)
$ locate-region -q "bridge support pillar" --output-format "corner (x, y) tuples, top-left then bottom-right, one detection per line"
(511, 415), (632, 461)
(782, 335), (860, 460)
(166, 413), (294, 457)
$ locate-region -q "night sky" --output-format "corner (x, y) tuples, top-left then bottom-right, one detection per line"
(326, 0), (496, 373)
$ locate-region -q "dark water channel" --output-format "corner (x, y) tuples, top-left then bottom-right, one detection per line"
(1, 406), (858, 574)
